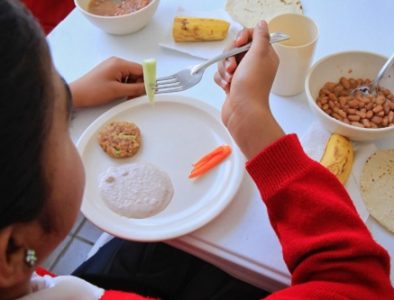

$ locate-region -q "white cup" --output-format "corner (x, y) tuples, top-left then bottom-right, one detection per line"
(269, 14), (319, 96)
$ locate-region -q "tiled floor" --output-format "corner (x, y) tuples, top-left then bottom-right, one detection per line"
(42, 213), (104, 274)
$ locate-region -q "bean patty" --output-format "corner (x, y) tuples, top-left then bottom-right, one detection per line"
(98, 121), (142, 158)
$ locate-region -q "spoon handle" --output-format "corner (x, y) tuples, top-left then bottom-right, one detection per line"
(373, 52), (394, 87)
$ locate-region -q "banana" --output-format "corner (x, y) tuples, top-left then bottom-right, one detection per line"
(172, 17), (230, 42)
(320, 134), (354, 185)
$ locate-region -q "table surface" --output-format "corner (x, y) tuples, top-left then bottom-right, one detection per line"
(48, 0), (394, 291)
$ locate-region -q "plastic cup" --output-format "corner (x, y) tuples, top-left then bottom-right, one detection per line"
(269, 14), (319, 96)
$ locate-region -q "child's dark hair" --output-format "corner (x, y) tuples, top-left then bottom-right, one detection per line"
(0, 0), (54, 230)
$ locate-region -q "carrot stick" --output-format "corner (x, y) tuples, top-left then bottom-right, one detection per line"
(189, 146), (232, 179)
(193, 150), (224, 169)
(192, 145), (230, 168)
(189, 152), (230, 178)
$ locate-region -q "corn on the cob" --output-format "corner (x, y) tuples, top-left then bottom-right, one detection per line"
(172, 17), (230, 42)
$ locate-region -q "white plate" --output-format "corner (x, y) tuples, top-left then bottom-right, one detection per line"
(158, 8), (243, 60)
(77, 94), (245, 241)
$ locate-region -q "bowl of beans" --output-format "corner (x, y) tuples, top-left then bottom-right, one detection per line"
(74, 0), (160, 35)
(305, 51), (394, 141)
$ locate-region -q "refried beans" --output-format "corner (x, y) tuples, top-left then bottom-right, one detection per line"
(88, 0), (151, 16)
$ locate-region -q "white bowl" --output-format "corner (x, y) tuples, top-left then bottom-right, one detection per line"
(74, 0), (159, 35)
(305, 51), (394, 141)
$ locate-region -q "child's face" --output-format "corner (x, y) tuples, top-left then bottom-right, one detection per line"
(40, 69), (85, 251)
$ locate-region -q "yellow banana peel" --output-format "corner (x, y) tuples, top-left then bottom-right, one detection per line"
(172, 17), (230, 42)
(320, 134), (354, 185)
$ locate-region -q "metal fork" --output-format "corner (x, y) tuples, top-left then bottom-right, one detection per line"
(155, 32), (289, 94)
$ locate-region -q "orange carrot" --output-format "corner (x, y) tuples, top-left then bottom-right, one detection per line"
(192, 145), (231, 168)
(193, 151), (222, 169)
(189, 145), (232, 179)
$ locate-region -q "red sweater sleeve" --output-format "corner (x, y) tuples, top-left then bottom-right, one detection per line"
(22, 0), (75, 34)
(246, 134), (394, 299)
(101, 290), (156, 300)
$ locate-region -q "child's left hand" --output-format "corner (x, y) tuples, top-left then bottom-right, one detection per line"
(70, 57), (145, 108)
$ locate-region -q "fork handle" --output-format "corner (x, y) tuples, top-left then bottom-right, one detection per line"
(191, 32), (289, 74)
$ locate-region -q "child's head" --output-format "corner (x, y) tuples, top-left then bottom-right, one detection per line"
(0, 1), (84, 296)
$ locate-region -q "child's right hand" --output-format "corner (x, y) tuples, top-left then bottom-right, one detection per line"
(214, 21), (285, 159)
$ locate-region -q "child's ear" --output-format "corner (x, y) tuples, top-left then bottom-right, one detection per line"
(0, 226), (31, 288)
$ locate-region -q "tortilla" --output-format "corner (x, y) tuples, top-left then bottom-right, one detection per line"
(225, 0), (303, 28)
(360, 149), (394, 233)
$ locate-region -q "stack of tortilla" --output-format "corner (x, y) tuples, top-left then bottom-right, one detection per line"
(360, 149), (394, 233)
(225, 0), (303, 28)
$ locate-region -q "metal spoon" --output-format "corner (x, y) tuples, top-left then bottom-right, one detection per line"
(352, 51), (394, 96)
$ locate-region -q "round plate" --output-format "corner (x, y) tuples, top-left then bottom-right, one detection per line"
(77, 94), (245, 241)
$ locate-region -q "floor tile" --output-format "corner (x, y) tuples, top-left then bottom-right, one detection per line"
(41, 236), (72, 271)
(87, 232), (114, 259)
(51, 238), (92, 275)
(77, 219), (103, 243)
(70, 212), (85, 235)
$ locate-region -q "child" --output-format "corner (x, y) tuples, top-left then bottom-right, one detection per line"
(0, 1), (266, 299)
(0, 1), (393, 299)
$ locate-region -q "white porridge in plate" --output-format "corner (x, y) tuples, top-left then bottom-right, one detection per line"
(99, 162), (174, 218)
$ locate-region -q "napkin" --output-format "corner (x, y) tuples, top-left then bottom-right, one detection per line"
(300, 123), (377, 222)
(159, 7), (243, 60)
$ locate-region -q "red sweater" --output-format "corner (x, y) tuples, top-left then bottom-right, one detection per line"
(34, 134), (393, 299)
(22, 0), (75, 34)
(247, 134), (393, 299)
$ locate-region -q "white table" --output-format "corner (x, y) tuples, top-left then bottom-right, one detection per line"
(48, 0), (394, 292)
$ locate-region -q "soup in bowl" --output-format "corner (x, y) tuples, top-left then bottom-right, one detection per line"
(74, 0), (160, 35)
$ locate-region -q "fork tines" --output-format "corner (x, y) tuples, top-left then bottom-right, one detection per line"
(155, 75), (184, 94)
